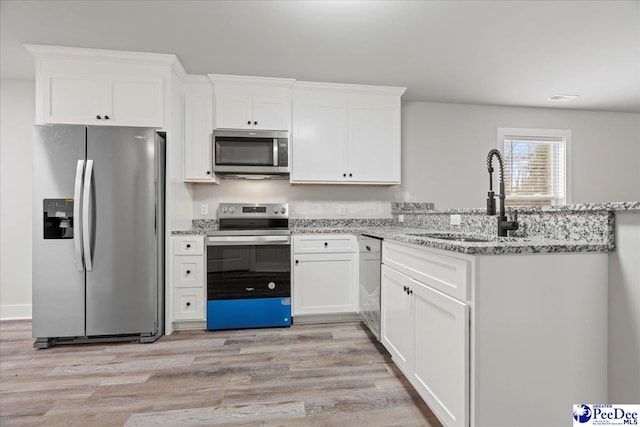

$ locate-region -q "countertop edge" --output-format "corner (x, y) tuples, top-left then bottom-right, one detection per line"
(171, 227), (610, 255)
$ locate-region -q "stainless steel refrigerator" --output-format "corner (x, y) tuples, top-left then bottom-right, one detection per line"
(32, 125), (165, 348)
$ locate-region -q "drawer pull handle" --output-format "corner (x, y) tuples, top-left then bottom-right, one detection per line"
(295, 260), (299, 265)
(186, 244), (191, 248)
(186, 270), (191, 274)
(324, 242), (328, 247)
(186, 302), (191, 307)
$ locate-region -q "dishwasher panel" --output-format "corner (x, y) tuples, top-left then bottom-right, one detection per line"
(359, 235), (382, 341)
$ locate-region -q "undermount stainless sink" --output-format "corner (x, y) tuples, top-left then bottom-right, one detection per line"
(407, 232), (493, 243)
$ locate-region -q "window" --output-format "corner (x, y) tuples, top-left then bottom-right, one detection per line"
(497, 128), (571, 207)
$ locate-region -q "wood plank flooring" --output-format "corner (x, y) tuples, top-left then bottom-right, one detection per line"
(0, 320), (442, 426)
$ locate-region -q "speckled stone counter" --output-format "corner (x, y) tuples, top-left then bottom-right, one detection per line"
(172, 202), (638, 254)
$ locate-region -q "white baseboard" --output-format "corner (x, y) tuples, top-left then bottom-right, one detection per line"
(0, 304), (32, 320)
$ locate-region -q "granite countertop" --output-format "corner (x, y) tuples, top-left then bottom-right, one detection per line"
(290, 226), (611, 255)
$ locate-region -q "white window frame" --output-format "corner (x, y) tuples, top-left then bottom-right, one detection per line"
(497, 127), (572, 205)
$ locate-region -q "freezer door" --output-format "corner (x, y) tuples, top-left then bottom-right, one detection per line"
(32, 125), (86, 338)
(85, 127), (160, 336)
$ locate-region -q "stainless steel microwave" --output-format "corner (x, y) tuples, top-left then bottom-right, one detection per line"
(213, 129), (289, 176)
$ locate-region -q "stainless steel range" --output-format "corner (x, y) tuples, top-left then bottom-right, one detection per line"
(206, 203), (291, 330)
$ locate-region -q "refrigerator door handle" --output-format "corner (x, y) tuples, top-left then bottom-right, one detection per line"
(73, 160), (85, 271)
(82, 159), (94, 271)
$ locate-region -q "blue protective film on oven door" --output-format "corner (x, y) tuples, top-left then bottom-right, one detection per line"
(207, 297), (292, 330)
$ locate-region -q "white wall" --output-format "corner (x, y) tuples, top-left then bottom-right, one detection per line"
(193, 101), (640, 216)
(399, 102), (640, 209)
(0, 79), (34, 318)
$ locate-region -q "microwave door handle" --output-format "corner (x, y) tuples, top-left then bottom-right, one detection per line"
(273, 138), (278, 167)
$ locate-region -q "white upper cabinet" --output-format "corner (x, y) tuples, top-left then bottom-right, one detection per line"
(291, 92), (348, 182)
(208, 75), (294, 131)
(26, 45), (177, 127)
(291, 82), (405, 185)
(183, 75), (217, 183)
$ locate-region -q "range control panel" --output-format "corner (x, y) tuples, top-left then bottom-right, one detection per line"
(218, 203), (288, 219)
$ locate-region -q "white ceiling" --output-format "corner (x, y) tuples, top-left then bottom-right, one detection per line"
(2, 0), (639, 113)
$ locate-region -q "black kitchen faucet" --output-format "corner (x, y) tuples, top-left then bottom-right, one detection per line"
(486, 149), (519, 237)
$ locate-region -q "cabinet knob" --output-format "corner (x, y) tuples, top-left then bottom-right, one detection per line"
(96, 115), (102, 119)
(403, 286), (408, 292)
(324, 242), (328, 247)
(254, 121), (258, 125)
(343, 173), (347, 177)
(206, 171), (211, 175)
(186, 302), (191, 307)
(295, 260), (299, 265)
(349, 173), (353, 177)
(186, 270), (191, 274)
(247, 121), (251, 125)
(104, 115), (110, 120)
(409, 289), (413, 295)
(186, 244), (191, 248)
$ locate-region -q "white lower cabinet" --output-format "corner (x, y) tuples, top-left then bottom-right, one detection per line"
(292, 234), (358, 316)
(381, 263), (469, 427)
(381, 240), (608, 427)
(380, 265), (413, 374)
(412, 277), (469, 427)
(170, 236), (206, 327)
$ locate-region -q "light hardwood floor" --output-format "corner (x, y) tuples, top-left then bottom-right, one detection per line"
(0, 320), (442, 426)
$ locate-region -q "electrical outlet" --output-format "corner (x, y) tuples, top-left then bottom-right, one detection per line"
(200, 204), (208, 215)
(398, 214), (405, 223)
(450, 214), (461, 225)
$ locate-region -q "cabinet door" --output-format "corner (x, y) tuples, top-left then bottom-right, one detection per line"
(252, 96), (289, 130)
(184, 79), (215, 181)
(347, 103), (400, 184)
(293, 252), (358, 315)
(43, 74), (108, 125)
(109, 77), (164, 127)
(291, 100), (348, 182)
(412, 281), (469, 427)
(381, 265), (413, 376)
(214, 94), (252, 129)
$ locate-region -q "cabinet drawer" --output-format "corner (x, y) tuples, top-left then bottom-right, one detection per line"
(173, 235), (204, 255)
(172, 256), (204, 288)
(383, 241), (470, 301)
(293, 234), (357, 253)
(173, 287), (206, 321)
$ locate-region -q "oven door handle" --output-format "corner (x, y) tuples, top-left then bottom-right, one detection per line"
(207, 235), (291, 246)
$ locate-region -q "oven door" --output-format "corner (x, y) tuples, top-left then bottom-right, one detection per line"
(206, 236), (291, 300)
